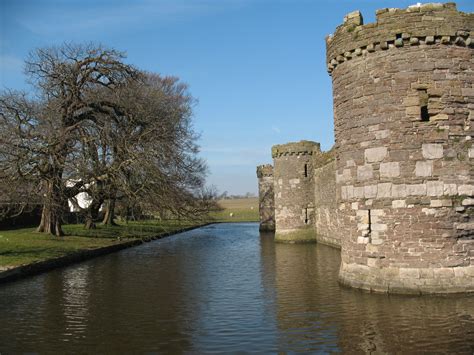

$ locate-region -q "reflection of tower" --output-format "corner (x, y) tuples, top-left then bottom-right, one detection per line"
(256, 165), (275, 231)
(327, 4), (474, 293)
(272, 141), (320, 243)
(336, 286), (474, 353)
(270, 242), (342, 352)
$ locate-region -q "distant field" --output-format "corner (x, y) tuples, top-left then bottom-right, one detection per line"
(210, 198), (259, 222)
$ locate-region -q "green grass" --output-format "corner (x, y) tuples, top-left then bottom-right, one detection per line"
(209, 198), (259, 222)
(0, 200), (260, 269)
(0, 220), (202, 268)
(63, 220), (197, 238)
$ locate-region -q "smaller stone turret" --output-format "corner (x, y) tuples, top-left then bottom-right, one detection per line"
(272, 140), (321, 243)
(257, 164), (275, 232)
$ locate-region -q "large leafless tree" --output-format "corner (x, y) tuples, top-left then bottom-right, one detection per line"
(0, 43), (215, 236)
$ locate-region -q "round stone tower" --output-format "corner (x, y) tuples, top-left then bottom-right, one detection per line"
(257, 164), (275, 232)
(272, 141), (320, 243)
(327, 3), (474, 293)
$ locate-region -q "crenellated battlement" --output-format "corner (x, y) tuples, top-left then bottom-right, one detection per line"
(256, 164), (273, 178)
(326, 2), (474, 74)
(271, 140), (321, 158)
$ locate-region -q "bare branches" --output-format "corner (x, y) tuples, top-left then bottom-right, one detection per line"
(1, 42), (213, 234)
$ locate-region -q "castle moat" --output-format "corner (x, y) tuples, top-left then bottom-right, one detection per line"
(1, 223), (473, 353)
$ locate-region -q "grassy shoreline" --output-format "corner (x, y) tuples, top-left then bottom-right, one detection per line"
(0, 198), (259, 270)
(0, 220), (201, 269)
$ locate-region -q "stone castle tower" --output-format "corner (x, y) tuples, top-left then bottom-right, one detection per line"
(257, 3), (474, 294)
(272, 141), (320, 243)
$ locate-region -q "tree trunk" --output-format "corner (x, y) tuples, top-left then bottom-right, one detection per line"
(84, 218), (96, 229)
(84, 197), (103, 230)
(102, 198), (117, 225)
(37, 180), (64, 236)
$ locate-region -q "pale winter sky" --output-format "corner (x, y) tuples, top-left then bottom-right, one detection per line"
(1, 0), (473, 195)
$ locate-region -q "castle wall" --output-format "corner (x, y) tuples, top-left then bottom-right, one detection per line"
(272, 141), (320, 243)
(327, 3), (474, 293)
(313, 157), (342, 248)
(257, 165), (275, 231)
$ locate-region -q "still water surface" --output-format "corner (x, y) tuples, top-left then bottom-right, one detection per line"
(1, 223), (474, 353)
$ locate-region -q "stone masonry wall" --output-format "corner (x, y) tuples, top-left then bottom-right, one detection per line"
(272, 141), (320, 243)
(327, 3), (474, 293)
(257, 164), (275, 231)
(313, 150), (342, 248)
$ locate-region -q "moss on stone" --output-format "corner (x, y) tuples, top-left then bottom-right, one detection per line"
(275, 228), (317, 243)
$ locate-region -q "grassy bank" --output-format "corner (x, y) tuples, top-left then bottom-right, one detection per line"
(0, 220), (200, 269)
(0, 198), (259, 270)
(209, 198), (259, 222)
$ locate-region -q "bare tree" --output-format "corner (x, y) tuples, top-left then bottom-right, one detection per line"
(72, 72), (214, 227)
(1, 43), (217, 236)
(0, 43), (137, 235)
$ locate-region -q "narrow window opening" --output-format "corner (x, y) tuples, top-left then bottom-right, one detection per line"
(367, 209), (372, 235)
(418, 89), (430, 122)
(304, 207), (309, 224)
(304, 164), (308, 177)
(396, 33), (402, 39)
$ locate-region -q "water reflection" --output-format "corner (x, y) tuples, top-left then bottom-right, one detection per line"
(0, 223), (473, 353)
(260, 233), (474, 353)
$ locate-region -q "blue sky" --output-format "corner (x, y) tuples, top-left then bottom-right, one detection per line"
(1, 0), (473, 195)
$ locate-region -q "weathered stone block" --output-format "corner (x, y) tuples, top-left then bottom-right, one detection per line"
(469, 148), (474, 159)
(354, 186), (364, 198)
(462, 198), (474, 206)
(392, 199), (406, 208)
(433, 268), (454, 279)
(372, 223), (387, 231)
(380, 162), (400, 178)
(422, 208), (437, 215)
(357, 236), (370, 244)
(364, 185), (377, 198)
(422, 144), (443, 159)
(407, 183), (427, 196)
(404, 96), (419, 106)
(455, 222), (474, 230)
(431, 113), (449, 121)
(443, 183), (457, 196)
(375, 130), (390, 139)
(289, 178), (300, 186)
(406, 106), (420, 115)
(377, 183), (392, 198)
(461, 88), (474, 97)
(427, 181), (444, 196)
(415, 161), (433, 177)
(400, 268), (420, 279)
(371, 237), (384, 245)
(357, 164), (373, 181)
(430, 199), (452, 208)
(392, 184), (407, 198)
(365, 147), (388, 163)
(458, 185), (474, 196)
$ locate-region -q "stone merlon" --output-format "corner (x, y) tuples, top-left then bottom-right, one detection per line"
(326, 3), (474, 74)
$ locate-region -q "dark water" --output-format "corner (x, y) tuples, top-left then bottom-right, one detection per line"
(1, 223), (474, 353)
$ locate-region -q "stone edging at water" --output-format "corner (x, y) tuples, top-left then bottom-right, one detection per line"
(0, 223), (213, 285)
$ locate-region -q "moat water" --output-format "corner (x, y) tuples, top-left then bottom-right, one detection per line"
(1, 223), (473, 353)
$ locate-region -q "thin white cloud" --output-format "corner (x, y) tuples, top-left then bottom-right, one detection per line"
(15, 0), (252, 37)
(271, 125), (281, 134)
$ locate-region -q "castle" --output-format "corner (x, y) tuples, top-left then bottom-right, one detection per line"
(257, 3), (474, 294)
